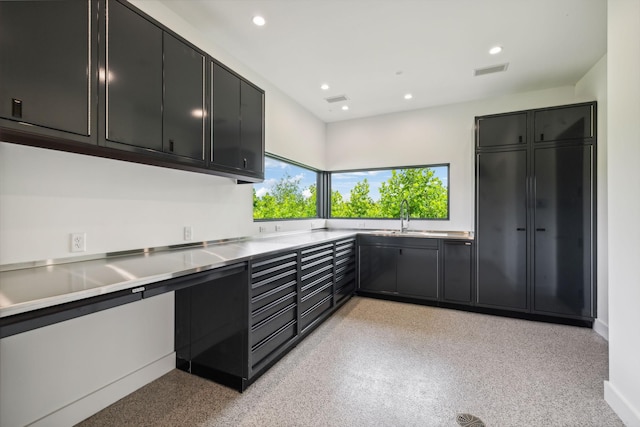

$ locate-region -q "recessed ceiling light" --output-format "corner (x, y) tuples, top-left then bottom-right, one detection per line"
(489, 46), (502, 55)
(404, 93), (413, 100)
(342, 105), (349, 111)
(321, 83), (330, 90)
(252, 15), (266, 26)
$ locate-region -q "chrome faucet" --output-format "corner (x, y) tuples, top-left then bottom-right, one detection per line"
(399, 199), (410, 232)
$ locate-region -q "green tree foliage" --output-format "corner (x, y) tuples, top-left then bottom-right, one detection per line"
(254, 168), (448, 220)
(253, 174), (316, 219)
(331, 168), (448, 219)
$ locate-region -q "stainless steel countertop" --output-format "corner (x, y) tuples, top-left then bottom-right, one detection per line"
(0, 229), (472, 318)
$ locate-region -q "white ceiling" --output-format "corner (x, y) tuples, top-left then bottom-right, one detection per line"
(160, 0), (607, 123)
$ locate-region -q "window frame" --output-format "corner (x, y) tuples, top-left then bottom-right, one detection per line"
(328, 163), (450, 220)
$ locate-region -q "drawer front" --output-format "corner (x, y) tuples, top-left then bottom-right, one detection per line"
(301, 263), (333, 291)
(251, 290), (296, 326)
(251, 320), (297, 369)
(300, 279), (333, 314)
(251, 252), (298, 299)
(300, 295), (332, 332)
(251, 280), (296, 312)
(250, 303), (297, 347)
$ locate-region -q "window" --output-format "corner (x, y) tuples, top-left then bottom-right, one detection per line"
(330, 165), (449, 219)
(253, 155), (319, 220)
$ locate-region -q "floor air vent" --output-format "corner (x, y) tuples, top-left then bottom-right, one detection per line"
(456, 413), (486, 427)
(474, 63), (509, 76)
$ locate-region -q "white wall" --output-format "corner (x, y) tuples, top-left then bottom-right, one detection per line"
(575, 55), (609, 340)
(604, 1), (640, 426)
(0, 293), (175, 427)
(326, 85), (595, 232)
(0, 1), (327, 265)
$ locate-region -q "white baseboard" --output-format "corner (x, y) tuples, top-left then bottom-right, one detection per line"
(593, 318), (609, 340)
(605, 381), (640, 427)
(31, 353), (176, 427)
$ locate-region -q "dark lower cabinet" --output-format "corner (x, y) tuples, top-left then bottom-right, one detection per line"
(0, 0), (95, 139)
(178, 237), (356, 392)
(358, 245), (397, 293)
(334, 238), (357, 304)
(299, 243), (334, 332)
(358, 236), (440, 301)
(396, 247), (439, 299)
(175, 265), (248, 388)
(442, 240), (473, 304)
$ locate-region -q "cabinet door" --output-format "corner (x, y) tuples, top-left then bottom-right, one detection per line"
(476, 150), (528, 310)
(443, 241), (473, 303)
(358, 245), (396, 293)
(396, 248), (439, 299)
(476, 113), (527, 148)
(240, 80), (264, 175)
(107, 0), (162, 150)
(533, 145), (593, 317)
(0, 1), (90, 135)
(163, 33), (205, 161)
(186, 269), (248, 378)
(212, 63), (241, 169)
(534, 104), (593, 142)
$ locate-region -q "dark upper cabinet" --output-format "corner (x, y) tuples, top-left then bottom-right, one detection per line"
(106, 0), (163, 151)
(476, 113), (527, 148)
(396, 247), (439, 300)
(212, 63), (241, 169)
(534, 104), (593, 142)
(0, 0), (94, 139)
(476, 150), (528, 310)
(442, 240), (473, 304)
(212, 62), (265, 179)
(533, 145), (594, 318)
(240, 81), (265, 176)
(163, 32), (206, 161)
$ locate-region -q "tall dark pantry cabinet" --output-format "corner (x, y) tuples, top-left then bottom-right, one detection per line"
(475, 102), (596, 324)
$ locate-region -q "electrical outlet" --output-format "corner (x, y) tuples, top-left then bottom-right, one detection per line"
(70, 233), (86, 252)
(358, 222), (366, 228)
(275, 225), (282, 231)
(183, 226), (193, 241)
(259, 226), (267, 233)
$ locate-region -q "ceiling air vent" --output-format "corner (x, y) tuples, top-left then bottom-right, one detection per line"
(474, 63), (509, 77)
(325, 95), (349, 103)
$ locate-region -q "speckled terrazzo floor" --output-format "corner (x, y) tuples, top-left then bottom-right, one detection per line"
(76, 297), (623, 427)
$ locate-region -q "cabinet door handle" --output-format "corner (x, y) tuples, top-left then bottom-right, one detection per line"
(536, 228), (546, 232)
(12, 98), (22, 118)
(540, 133), (544, 141)
(399, 249), (402, 255)
(169, 139), (175, 152)
(243, 158), (247, 168)
(516, 227), (526, 231)
(518, 135), (523, 143)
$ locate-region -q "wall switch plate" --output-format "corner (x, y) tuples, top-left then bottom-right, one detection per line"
(183, 226), (193, 241)
(70, 233), (86, 252)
